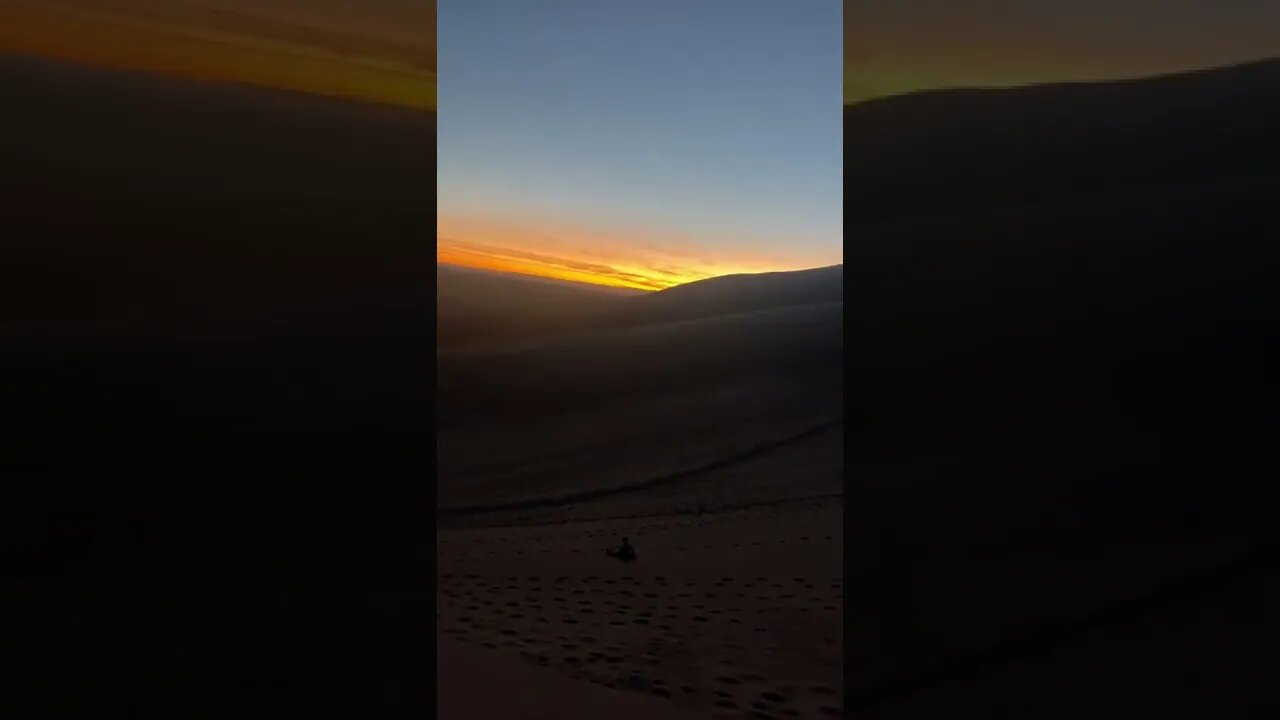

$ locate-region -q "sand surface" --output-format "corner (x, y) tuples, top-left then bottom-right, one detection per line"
(435, 252), (844, 718)
(438, 424), (843, 719)
(438, 503), (842, 718)
(439, 637), (705, 719)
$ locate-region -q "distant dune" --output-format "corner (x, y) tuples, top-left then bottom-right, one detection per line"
(598, 264), (843, 329)
(437, 262), (842, 349)
(437, 264), (843, 509)
(437, 263), (641, 350)
(439, 262), (644, 296)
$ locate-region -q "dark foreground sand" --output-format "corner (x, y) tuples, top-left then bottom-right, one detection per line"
(439, 637), (704, 719)
(438, 417), (843, 719)
(439, 501), (842, 718)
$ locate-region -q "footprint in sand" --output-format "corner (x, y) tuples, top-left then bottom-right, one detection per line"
(809, 685), (836, 696)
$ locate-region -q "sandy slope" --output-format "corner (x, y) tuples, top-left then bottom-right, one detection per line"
(438, 498), (843, 719)
(437, 291), (843, 718)
(843, 60), (1278, 715)
(439, 637), (706, 719)
(437, 263), (642, 350)
(2, 54), (436, 715)
(599, 265), (842, 329)
(438, 302), (842, 510)
(437, 421), (844, 719)
(858, 554), (1280, 718)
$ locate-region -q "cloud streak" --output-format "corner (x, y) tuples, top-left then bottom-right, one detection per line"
(438, 213), (823, 292)
(438, 239), (676, 291)
(0, 0), (435, 109)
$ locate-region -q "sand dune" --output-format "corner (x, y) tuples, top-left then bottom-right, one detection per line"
(1, 53), (435, 442)
(437, 265), (844, 717)
(845, 59), (1278, 714)
(846, 58), (1280, 227)
(438, 300), (842, 509)
(2, 53), (434, 343)
(439, 636), (706, 719)
(438, 479), (844, 719)
(437, 263), (641, 350)
(2, 54), (435, 715)
(2, 55), (436, 586)
(599, 265), (842, 329)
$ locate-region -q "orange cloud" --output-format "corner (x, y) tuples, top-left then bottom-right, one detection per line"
(438, 213), (824, 292)
(0, 0), (434, 109)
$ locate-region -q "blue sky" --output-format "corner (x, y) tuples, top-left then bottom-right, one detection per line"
(437, 0), (842, 289)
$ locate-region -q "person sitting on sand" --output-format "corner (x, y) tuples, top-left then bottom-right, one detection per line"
(606, 537), (637, 562)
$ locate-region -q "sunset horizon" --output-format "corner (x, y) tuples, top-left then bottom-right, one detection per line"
(436, 250), (840, 293)
(438, 1), (841, 296)
(437, 212), (837, 292)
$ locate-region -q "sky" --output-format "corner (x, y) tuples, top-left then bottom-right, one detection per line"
(847, 0), (1280, 104)
(0, 0), (435, 109)
(437, 1), (843, 291)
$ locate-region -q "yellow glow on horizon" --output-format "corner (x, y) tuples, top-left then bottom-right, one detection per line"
(0, 1), (434, 110)
(438, 214), (823, 292)
(438, 246), (666, 292)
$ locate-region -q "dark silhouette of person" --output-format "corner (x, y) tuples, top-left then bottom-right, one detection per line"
(607, 537), (637, 562)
